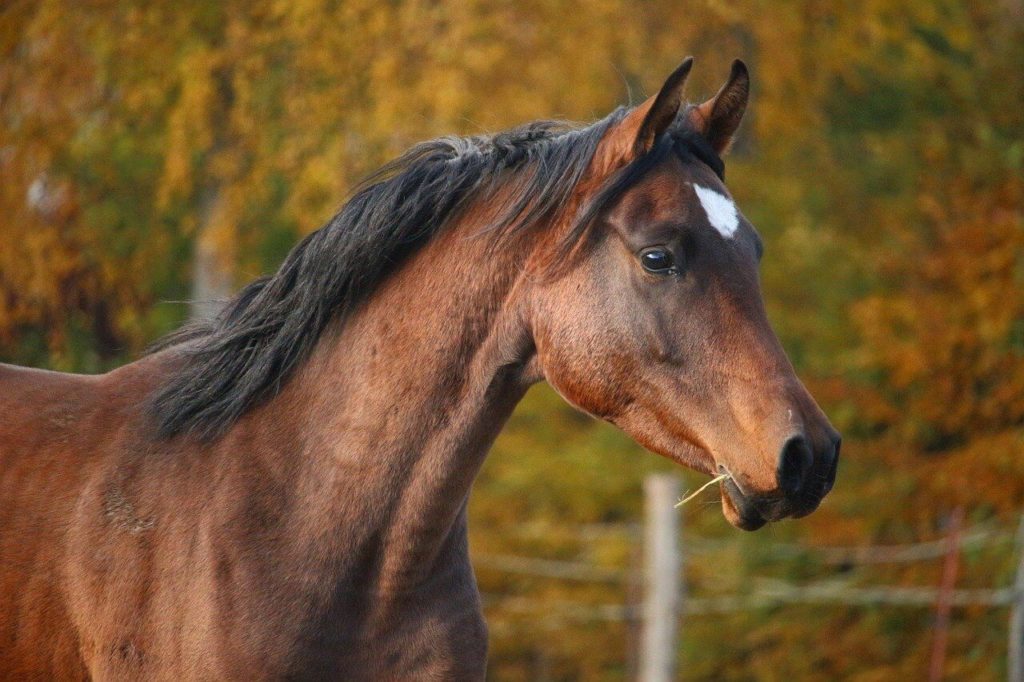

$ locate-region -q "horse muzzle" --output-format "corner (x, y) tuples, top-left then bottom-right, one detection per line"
(720, 430), (841, 531)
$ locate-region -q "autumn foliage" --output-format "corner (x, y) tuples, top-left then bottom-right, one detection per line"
(2, 1), (1022, 679)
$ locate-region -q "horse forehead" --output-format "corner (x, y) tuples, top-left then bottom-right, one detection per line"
(617, 164), (741, 237)
(615, 169), (699, 222)
(690, 183), (740, 239)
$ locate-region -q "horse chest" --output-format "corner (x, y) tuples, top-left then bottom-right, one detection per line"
(71, 567), (488, 680)
(201, 576), (490, 680)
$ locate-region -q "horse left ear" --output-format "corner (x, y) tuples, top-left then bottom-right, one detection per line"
(687, 59), (750, 154)
(594, 57), (693, 172)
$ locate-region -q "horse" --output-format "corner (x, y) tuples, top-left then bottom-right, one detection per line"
(0, 57), (840, 679)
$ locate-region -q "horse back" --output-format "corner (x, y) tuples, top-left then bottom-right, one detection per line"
(0, 361), (149, 679)
(0, 362), (106, 472)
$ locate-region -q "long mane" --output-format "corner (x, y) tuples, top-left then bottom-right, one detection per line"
(147, 112), (630, 440)
(147, 107), (724, 441)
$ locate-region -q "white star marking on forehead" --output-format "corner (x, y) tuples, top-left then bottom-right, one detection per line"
(692, 184), (739, 239)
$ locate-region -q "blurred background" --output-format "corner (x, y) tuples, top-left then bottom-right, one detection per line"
(2, 1), (1023, 679)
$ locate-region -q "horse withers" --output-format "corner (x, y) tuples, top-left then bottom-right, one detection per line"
(0, 57), (839, 679)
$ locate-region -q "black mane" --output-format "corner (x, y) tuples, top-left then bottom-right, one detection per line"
(148, 110), (723, 441)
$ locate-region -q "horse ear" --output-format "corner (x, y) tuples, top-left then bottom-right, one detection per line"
(687, 59), (749, 154)
(594, 57), (693, 171)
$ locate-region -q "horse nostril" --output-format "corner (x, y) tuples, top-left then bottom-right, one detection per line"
(777, 435), (812, 496)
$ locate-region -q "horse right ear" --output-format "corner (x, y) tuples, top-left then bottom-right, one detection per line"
(686, 60), (750, 154)
(593, 58), (694, 173)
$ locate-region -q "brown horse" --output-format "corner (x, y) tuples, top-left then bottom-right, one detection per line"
(0, 58), (839, 679)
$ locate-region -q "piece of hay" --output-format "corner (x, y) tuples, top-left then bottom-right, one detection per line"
(674, 473), (730, 508)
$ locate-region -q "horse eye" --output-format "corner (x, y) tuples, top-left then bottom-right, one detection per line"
(640, 248), (677, 275)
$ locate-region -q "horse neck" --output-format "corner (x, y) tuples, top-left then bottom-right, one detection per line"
(264, 216), (540, 593)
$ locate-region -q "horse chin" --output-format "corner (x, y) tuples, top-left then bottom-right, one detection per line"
(720, 479), (768, 531)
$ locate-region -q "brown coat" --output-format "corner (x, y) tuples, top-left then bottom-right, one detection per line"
(0, 58), (838, 680)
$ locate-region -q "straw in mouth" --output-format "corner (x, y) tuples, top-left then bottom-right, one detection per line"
(674, 472), (731, 508)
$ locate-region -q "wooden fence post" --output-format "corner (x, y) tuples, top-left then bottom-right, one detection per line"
(929, 506), (964, 682)
(1008, 514), (1024, 682)
(640, 474), (681, 682)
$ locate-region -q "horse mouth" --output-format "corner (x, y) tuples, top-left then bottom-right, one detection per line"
(720, 477), (768, 531)
(720, 474), (825, 531)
